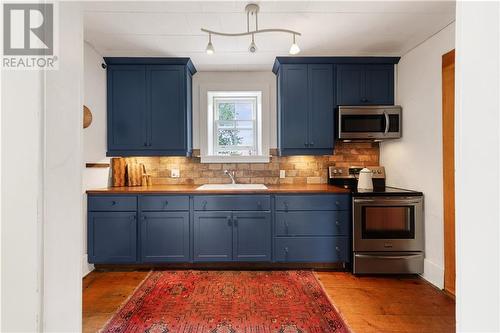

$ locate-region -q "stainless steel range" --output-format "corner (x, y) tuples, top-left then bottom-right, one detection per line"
(329, 166), (424, 274)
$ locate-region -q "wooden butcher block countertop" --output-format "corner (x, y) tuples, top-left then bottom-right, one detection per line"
(86, 184), (351, 195)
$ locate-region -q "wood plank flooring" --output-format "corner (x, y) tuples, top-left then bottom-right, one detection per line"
(83, 270), (455, 333)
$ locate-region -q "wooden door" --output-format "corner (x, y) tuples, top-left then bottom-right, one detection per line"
(140, 211), (190, 262)
(193, 211), (233, 262)
(336, 64), (364, 105)
(280, 64), (309, 149)
(88, 211), (137, 263)
(232, 212), (271, 262)
(148, 65), (186, 152)
(442, 49), (455, 296)
(364, 64), (395, 105)
(308, 64), (334, 149)
(107, 65), (147, 152)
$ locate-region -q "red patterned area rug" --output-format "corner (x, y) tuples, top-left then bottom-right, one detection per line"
(102, 270), (350, 333)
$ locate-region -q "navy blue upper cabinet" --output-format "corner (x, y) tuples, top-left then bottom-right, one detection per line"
(308, 65), (334, 149)
(105, 58), (196, 157)
(336, 64), (394, 105)
(277, 64), (334, 155)
(107, 65), (147, 151)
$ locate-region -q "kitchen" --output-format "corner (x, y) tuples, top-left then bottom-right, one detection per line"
(1, 1), (499, 333)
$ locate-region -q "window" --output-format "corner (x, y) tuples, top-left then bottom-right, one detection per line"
(203, 91), (268, 163)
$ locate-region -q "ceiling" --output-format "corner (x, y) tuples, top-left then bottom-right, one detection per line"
(83, 1), (456, 71)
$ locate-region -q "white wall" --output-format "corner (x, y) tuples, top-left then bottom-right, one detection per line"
(82, 43), (109, 276)
(1, 69), (44, 333)
(380, 23), (455, 288)
(43, 3), (83, 331)
(455, 1), (500, 331)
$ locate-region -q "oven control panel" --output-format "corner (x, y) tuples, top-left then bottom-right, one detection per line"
(329, 166), (385, 179)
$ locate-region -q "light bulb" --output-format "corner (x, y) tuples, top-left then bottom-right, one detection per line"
(206, 41), (215, 54)
(206, 33), (215, 54)
(289, 34), (300, 55)
(248, 34), (257, 53)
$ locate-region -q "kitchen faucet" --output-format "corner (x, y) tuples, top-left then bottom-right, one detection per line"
(224, 170), (236, 184)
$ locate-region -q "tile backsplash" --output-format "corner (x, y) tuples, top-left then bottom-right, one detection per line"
(126, 142), (379, 185)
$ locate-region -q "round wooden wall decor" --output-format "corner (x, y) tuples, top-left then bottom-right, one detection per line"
(83, 105), (93, 128)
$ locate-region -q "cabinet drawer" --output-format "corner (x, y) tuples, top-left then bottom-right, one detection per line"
(88, 196), (137, 212)
(140, 195), (189, 211)
(275, 211), (350, 236)
(194, 195), (270, 211)
(274, 237), (349, 262)
(275, 194), (350, 211)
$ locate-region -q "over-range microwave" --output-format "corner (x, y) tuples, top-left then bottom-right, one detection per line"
(337, 105), (402, 141)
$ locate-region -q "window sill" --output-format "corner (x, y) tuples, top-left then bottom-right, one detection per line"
(200, 155), (270, 164)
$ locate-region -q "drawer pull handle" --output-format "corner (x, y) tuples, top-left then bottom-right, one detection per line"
(111, 200), (117, 205)
(164, 200), (169, 206)
(202, 201), (208, 209)
(227, 216), (232, 226)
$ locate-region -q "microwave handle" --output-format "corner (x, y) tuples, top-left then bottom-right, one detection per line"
(384, 111), (389, 134)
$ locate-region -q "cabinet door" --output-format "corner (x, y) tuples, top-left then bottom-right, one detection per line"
(193, 212), (233, 262)
(280, 64), (309, 149)
(88, 212), (137, 263)
(233, 212), (271, 262)
(308, 64), (334, 149)
(364, 64), (394, 105)
(336, 64), (365, 105)
(107, 65), (147, 152)
(148, 65), (186, 152)
(140, 212), (189, 262)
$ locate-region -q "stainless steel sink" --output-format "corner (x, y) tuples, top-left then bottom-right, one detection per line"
(196, 184), (268, 190)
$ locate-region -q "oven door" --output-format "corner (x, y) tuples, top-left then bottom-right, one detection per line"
(338, 106), (401, 140)
(353, 196), (423, 252)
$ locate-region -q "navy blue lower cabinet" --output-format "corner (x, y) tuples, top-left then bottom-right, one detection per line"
(275, 210), (350, 236)
(88, 211), (137, 263)
(233, 212), (271, 262)
(193, 211), (233, 262)
(274, 237), (349, 263)
(140, 212), (189, 262)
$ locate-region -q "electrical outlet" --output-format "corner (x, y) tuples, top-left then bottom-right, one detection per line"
(171, 168), (180, 178)
(280, 170), (286, 178)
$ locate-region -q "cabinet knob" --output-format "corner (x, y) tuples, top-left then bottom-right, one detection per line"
(336, 201), (340, 206)
(310, 141), (314, 146)
(335, 220), (341, 227)
(227, 216), (232, 226)
(233, 216), (238, 226)
(361, 97), (368, 103)
(164, 200), (169, 206)
(202, 201), (207, 209)
(111, 200), (117, 205)
(336, 246), (341, 252)
(141, 215), (146, 220)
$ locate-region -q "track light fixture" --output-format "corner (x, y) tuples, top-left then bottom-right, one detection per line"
(201, 3), (301, 55)
(289, 34), (300, 55)
(206, 33), (215, 55)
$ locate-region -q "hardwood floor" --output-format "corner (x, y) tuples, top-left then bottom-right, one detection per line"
(83, 270), (455, 333)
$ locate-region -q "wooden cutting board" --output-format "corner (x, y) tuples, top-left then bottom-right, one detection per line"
(111, 158), (126, 187)
(126, 163), (145, 186)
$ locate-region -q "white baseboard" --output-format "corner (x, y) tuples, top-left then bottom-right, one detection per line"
(421, 258), (444, 289)
(82, 254), (94, 278)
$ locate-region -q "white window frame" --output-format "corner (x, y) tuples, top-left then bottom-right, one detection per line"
(200, 84), (270, 163)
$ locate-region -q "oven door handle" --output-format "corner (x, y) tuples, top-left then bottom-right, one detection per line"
(384, 111), (390, 134)
(356, 254), (422, 260)
(354, 199), (422, 204)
